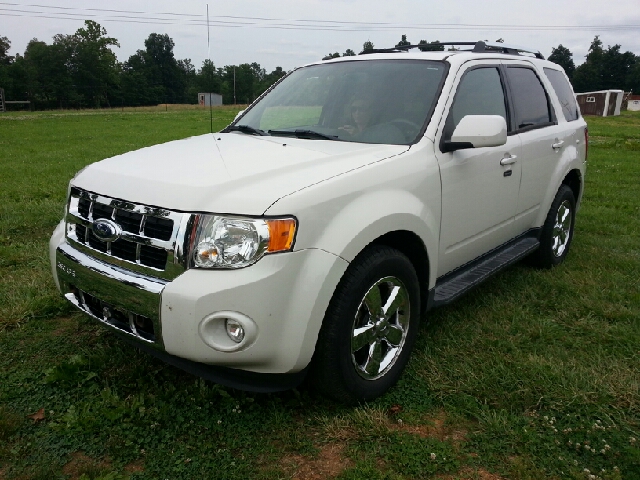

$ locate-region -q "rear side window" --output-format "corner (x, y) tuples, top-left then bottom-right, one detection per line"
(544, 68), (579, 121)
(506, 67), (553, 130)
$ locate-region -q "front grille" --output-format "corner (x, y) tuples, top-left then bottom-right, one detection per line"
(115, 209), (143, 234)
(110, 239), (137, 262)
(144, 216), (173, 241)
(140, 245), (168, 269)
(66, 187), (192, 279)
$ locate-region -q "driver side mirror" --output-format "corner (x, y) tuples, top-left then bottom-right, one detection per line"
(442, 115), (507, 152)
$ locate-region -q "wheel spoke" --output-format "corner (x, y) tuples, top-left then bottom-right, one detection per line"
(352, 324), (377, 352)
(381, 285), (406, 320)
(362, 340), (383, 377)
(379, 344), (399, 372)
(363, 286), (382, 317)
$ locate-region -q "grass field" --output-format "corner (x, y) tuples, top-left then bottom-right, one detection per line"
(0, 108), (638, 480)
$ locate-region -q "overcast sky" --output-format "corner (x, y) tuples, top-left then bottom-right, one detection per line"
(2, 0), (640, 72)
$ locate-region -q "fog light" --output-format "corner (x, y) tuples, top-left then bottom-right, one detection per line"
(199, 312), (256, 352)
(225, 319), (245, 343)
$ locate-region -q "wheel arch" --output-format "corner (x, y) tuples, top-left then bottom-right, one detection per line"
(562, 168), (582, 206)
(369, 230), (431, 315)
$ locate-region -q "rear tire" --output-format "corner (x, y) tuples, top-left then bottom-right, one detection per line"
(531, 184), (576, 269)
(310, 246), (420, 404)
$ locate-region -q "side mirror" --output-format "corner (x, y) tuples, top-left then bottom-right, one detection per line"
(443, 115), (507, 152)
(233, 109), (245, 122)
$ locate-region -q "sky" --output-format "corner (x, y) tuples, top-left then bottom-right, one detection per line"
(2, 0), (640, 73)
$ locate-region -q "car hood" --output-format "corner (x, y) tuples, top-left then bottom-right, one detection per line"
(72, 133), (409, 214)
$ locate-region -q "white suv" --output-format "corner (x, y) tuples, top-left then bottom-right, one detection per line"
(50, 41), (587, 403)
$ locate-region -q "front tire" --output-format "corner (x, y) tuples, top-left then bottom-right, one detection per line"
(531, 184), (576, 268)
(310, 246), (421, 404)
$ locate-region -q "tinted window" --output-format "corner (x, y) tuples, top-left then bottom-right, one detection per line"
(544, 67), (579, 121)
(506, 67), (552, 129)
(449, 67), (507, 130)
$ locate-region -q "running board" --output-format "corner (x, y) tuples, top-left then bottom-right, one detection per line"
(432, 237), (539, 308)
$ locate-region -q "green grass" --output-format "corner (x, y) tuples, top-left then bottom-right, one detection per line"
(0, 109), (638, 479)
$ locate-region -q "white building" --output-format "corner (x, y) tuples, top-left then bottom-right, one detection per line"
(198, 93), (223, 107)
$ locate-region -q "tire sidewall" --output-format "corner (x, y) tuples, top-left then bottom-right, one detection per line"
(539, 185), (576, 268)
(319, 247), (421, 402)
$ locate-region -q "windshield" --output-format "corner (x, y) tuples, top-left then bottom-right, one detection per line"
(234, 59), (447, 145)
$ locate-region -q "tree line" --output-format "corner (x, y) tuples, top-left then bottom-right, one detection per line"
(0, 20), (286, 109)
(1, 24), (639, 110)
(549, 36), (640, 93)
(333, 35), (640, 94)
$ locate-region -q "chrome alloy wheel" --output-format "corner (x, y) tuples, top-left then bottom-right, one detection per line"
(552, 200), (573, 257)
(351, 276), (410, 380)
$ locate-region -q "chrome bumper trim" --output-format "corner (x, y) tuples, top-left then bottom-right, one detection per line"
(56, 241), (166, 348)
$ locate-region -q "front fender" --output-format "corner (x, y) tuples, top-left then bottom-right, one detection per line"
(266, 145), (441, 289)
(315, 191), (438, 284)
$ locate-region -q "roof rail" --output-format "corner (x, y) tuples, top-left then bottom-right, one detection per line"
(359, 41), (544, 59)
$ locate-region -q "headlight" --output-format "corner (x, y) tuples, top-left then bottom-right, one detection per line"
(192, 215), (296, 269)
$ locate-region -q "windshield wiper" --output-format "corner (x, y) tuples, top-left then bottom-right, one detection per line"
(223, 124), (269, 136)
(268, 129), (338, 140)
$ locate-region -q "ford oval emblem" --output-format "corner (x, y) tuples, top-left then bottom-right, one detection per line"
(92, 218), (121, 242)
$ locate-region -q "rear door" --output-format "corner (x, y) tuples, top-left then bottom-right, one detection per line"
(502, 61), (571, 232)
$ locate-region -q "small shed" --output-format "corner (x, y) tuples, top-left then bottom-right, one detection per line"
(627, 95), (640, 112)
(198, 93), (222, 107)
(576, 90), (623, 116)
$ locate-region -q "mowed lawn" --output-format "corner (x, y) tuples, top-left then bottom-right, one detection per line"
(0, 108), (638, 480)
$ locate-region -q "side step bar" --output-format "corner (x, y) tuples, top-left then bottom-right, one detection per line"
(432, 236), (540, 308)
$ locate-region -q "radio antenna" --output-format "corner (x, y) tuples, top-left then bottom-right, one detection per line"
(207, 4), (213, 134)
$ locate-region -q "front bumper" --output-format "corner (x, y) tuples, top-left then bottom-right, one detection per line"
(51, 221), (349, 384)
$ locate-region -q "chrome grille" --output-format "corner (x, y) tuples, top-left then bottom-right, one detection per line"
(66, 187), (195, 280)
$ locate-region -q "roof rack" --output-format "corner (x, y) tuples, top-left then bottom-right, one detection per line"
(359, 41), (544, 59)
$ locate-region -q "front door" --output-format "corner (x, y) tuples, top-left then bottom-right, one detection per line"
(435, 64), (522, 276)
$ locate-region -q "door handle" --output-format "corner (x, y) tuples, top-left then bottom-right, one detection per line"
(552, 140), (565, 149)
(500, 154), (518, 166)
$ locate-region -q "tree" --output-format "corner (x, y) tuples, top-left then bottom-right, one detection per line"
(120, 32), (188, 105)
(362, 41), (374, 53)
(396, 35), (410, 48)
(323, 52), (340, 60)
(259, 66), (286, 94)
(572, 36), (638, 92)
(626, 61), (640, 94)
(70, 20), (120, 107)
(143, 33), (186, 103)
(120, 50), (155, 105)
(0, 36), (13, 64)
(572, 36), (605, 92)
(343, 49), (356, 57)
(601, 45), (636, 91)
(418, 40), (444, 52)
(548, 44), (576, 79)
(197, 59), (220, 93)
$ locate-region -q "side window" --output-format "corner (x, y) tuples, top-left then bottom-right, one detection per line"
(448, 67), (507, 134)
(506, 67), (553, 129)
(543, 67), (579, 121)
